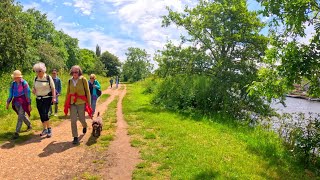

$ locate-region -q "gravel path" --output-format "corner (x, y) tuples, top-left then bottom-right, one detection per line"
(0, 84), (141, 180)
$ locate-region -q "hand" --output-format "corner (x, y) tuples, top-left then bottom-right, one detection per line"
(6, 103), (9, 110)
(93, 85), (96, 88)
(52, 98), (57, 103)
(32, 88), (36, 94)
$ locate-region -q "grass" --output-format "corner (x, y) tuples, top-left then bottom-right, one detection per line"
(123, 81), (317, 179)
(0, 72), (110, 144)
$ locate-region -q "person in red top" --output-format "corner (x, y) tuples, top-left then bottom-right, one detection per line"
(64, 65), (92, 144)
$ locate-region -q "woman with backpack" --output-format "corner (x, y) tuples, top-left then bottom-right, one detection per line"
(32, 62), (56, 138)
(88, 74), (101, 116)
(6, 70), (32, 139)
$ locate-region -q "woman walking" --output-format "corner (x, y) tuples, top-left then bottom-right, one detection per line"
(6, 70), (32, 139)
(88, 74), (101, 116)
(32, 62), (56, 138)
(64, 65), (92, 144)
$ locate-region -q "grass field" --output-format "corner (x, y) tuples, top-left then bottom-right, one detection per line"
(0, 71), (111, 144)
(123, 81), (316, 179)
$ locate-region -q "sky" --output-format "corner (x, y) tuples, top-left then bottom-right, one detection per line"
(17, 0), (263, 62)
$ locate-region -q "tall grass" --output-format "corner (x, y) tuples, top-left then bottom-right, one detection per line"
(123, 81), (317, 179)
(0, 71), (110, 143)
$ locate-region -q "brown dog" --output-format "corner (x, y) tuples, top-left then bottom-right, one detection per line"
(92, 112), (103, 137)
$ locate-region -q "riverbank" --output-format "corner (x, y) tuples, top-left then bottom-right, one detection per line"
(123, 81), (316, 179)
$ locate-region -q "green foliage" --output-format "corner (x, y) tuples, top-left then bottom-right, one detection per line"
(79, 48), (106, 75)
(124, 82), (316, 179)
(122, 47), (153, 82)
(0, 0), (31, 72)
(254, 0), (320, 99)
(275, 113), (320, 169)
(100, 51), (121, 77)
(157, 0), (270, 117)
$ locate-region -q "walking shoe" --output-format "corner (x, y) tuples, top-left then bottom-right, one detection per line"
(12, 132), (19, 140)
(26, 126), (32, 131)
(47, 128), (52, 138)
(72, 137), (79, 144)
(40, 129), (48, 136)
(54, 113), (58, 117)
(82, 127), (87, 134)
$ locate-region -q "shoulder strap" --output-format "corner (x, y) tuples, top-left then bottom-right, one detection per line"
(47, 75), (51, 89)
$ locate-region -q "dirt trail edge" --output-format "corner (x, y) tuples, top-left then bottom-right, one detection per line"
(101, 85), (141, 179)
(0, 84), (141, 180)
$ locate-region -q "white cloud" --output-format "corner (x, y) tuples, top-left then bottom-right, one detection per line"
(22, 2), (41, 10)
(103, 0), (192, 59)
(73, 0), (93, 15)
(63, 2), (72, 6)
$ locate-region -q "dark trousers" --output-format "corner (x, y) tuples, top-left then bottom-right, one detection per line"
(36, 97), (52, 122)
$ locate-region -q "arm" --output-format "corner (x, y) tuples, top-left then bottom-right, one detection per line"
(57, 78), (62, 94)
(6, 82), (14, 109)
(65, 79), (70, 105)
(83, 78), (91, 106)
(49, 76), (56, 101)
(95, 80), (101, 90)
(23, 80), (31, 105)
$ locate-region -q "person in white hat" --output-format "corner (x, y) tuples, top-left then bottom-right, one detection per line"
(6, 70), (32, 139)
(32, 62), (56, 138)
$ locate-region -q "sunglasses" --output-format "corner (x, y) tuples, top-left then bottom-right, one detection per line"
(90, 77), (94, 79)
(35, 70), (42, 73)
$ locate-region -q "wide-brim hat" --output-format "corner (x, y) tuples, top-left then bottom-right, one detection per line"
(11, 70), (23, 78)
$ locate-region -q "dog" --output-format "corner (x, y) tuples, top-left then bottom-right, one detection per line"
(92, 112), (103, 137)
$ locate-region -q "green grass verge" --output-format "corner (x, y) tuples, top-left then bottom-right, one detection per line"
(0, 72), (110, 144)
(123, 82), (317, 179)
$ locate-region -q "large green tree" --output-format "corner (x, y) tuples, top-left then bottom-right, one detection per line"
(250, 0), (320, 100)
(100, 50), (121, 77)
(122, 47), (152, 82)
(0, 0), (31, 72)
(155, 0), (269, 116)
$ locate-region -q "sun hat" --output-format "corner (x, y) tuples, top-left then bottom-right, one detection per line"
(11, 70), (23, 78)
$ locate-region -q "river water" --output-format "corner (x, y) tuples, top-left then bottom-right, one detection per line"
(271, 97), (320, 114)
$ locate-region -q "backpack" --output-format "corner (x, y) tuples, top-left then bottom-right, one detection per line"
(35, 75), (52, 96)
(95, 80), (102, 97)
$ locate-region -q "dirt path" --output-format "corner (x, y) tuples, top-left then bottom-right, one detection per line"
(0, 84), (141, 180)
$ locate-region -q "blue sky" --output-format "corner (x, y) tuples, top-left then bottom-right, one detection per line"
(17, 0), (264, 62)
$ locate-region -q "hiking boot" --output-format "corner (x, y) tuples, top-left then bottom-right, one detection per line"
(72, 137), (79, 144)
(12, 132), (19, 140)
(47, 128), (52, 138)
(26, 126), (32, 132)
(82, 127), (87, 134)
(40, 129), (48, 136)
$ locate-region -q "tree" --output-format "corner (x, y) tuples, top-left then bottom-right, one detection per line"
(79, 48), (96, 72)
(0, 0), (31, 72)
(249, 0), (320, 100)
(96, 44), (101, 57)
(122, 47), (152, 82)
(154, 0), (270, 116)
(100, 50), (121, 77)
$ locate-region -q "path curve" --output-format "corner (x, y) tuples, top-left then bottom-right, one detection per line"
(0, 84), (140, 179)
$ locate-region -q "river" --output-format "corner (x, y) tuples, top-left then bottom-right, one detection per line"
(271, 97), (320, 114)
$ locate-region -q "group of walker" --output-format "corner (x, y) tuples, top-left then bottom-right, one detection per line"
(6, 63), (106, 144)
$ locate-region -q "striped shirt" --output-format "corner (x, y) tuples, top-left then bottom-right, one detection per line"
(7, 79), (31, 105)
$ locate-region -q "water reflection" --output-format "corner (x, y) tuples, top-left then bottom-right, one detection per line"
(271, 97), (320, 114)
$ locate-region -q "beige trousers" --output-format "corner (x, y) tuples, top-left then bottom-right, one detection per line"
(70, 104), (87, 137)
